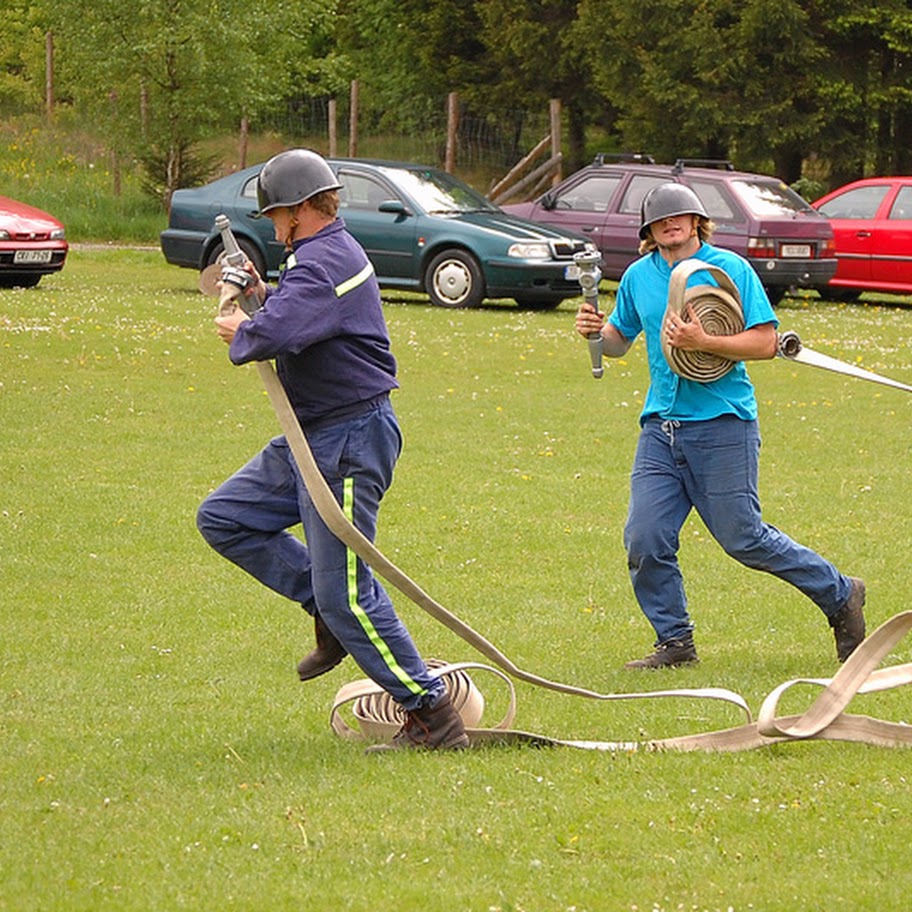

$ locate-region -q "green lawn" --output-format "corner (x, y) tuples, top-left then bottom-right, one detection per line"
(2, 247), (911, 911)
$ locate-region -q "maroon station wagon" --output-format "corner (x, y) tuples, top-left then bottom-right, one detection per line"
(503, 156), (837, 305)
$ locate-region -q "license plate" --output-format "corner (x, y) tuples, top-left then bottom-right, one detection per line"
(564, 264), (581, 280)
(780, 244), (811, 258)
(13, 249), (53, 264)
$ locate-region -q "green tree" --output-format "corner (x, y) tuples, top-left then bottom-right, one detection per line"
(42, 0), (342, 205)
(475, 0), (601, 172)
(576, 0), (831, 180)
(820, 1), (912, 183)
(0, 1), (49, 115)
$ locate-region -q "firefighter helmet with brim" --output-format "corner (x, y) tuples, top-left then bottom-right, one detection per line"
(638, 183), (708, 239)
(256, 148), (342, 215)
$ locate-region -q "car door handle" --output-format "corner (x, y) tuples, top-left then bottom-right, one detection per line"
(581, 226), (595, 232)
(855, 231), (872, 238)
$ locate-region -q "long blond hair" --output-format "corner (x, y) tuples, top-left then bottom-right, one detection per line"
(638, 215), (715, 255)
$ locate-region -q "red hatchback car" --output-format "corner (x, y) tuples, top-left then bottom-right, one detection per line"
(0, 195), (68, 288)
(813, 177), (912, 298)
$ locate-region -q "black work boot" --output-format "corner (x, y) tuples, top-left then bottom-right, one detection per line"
(624, 634), (698, 670)
(297, 614), (347, 681)
(829, 577), (866, 662)
(367, 691), (470, 752)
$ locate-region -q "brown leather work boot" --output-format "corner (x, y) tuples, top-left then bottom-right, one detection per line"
(624, 634), (698, 670)
(829, 577), (866, 662)
(367, 691), (470, 752)
(297, 614), (347, 681)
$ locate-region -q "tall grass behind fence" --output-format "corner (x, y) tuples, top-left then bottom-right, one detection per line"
(1, 87), (556, 242)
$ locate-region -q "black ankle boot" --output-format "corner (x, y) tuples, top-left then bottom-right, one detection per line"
(297, 614), (347, 681)
(368, 691), (470, 752)
(624, 634), (698, 669)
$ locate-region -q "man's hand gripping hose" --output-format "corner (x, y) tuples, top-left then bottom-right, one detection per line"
(212, 213), (263, 318)
(204, 221), (912, 752)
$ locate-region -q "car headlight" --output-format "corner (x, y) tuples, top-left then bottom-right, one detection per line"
(50, 228), (66, 240)
(507, 241), (552, 259)
(0, 230), (9, 240)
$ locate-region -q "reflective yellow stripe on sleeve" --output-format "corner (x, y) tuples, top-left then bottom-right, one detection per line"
(334, 262), (375, 298)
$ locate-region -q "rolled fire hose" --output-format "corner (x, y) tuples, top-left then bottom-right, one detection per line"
(663, 258), (745, 381)
(217, 282), (912, 752)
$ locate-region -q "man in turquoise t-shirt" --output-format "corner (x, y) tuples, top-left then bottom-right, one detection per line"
(575, 183), (866, 669)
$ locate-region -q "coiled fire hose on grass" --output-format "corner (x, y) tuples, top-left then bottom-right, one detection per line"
(217, 245), (912, 752)
(253, 354), (912, 752)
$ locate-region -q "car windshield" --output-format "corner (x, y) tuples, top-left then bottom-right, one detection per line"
(376, 166), (499, 214)
(731, 179), (814, 216)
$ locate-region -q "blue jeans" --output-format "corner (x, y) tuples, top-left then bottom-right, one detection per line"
(624, 416), (852, 645)
(196, 400), (443, 711)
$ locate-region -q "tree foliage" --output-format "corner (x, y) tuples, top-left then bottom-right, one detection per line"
(3, 0), (912, 202)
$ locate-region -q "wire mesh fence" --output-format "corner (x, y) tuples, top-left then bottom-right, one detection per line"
(248, 91), (556, 194)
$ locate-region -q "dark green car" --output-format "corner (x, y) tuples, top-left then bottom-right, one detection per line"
(160, 158), (597, 309)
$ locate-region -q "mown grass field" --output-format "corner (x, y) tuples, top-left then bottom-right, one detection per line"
(2, 247), (912, 911)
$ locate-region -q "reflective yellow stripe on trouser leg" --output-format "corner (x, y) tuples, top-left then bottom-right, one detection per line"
(343, 477), (426, 697)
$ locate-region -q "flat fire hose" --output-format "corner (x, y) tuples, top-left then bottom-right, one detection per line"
(252, 358), (912, 752)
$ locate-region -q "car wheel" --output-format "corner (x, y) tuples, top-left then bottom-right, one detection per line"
(822, 288), (861, 303)
(425, 249), (485, 308)
(205, 238), (267, 282)
(1, 274), (42, 288)
(764, 286), (785, 307)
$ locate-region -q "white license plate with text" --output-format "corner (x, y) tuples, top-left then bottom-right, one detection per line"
(780, 244), (811, 258)
(13, 249), (53, 264)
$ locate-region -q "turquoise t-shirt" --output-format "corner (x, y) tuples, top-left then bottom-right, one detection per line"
(609, 243), (778, 425)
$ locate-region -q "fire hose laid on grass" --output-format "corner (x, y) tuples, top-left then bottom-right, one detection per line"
(212, 222), (912, 752)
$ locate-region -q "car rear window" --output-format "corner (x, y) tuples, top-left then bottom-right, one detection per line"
(242, 176), (258, 199)
(888, 186), (912, 220)
(730, 179), (814, 217)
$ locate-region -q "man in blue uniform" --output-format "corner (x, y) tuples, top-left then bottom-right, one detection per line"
(575, 183), (866, 669)
(197, 148), (467, 750)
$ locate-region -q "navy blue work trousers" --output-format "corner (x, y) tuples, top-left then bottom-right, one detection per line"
(197, 399), (443, 711)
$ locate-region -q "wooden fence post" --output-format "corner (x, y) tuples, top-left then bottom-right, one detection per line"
(45, 31), (54, 119)
(349, 80), (359, 158)
(109, 91), (121, 197)
(328, 99), (337, 157)
(446, 92), (459, 173)
(238, 116), (249, 170)
(549, 98), (562, 185)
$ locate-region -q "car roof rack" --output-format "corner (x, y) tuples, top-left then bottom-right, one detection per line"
(592, 152), (656, 165)
(672, 158), (735, 174)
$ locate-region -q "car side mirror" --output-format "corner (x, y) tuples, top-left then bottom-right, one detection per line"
(540, 191), (556, 211)
(378, 200), (411, 216)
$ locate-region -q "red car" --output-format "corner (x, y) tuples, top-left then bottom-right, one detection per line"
(813, 177), (912, 298)
(0, 195), (68, 288)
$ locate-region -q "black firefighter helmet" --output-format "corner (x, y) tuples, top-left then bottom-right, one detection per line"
(256, 148), (342, 215)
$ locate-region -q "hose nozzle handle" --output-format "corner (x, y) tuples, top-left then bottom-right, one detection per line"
(574, 250), (604, 379)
